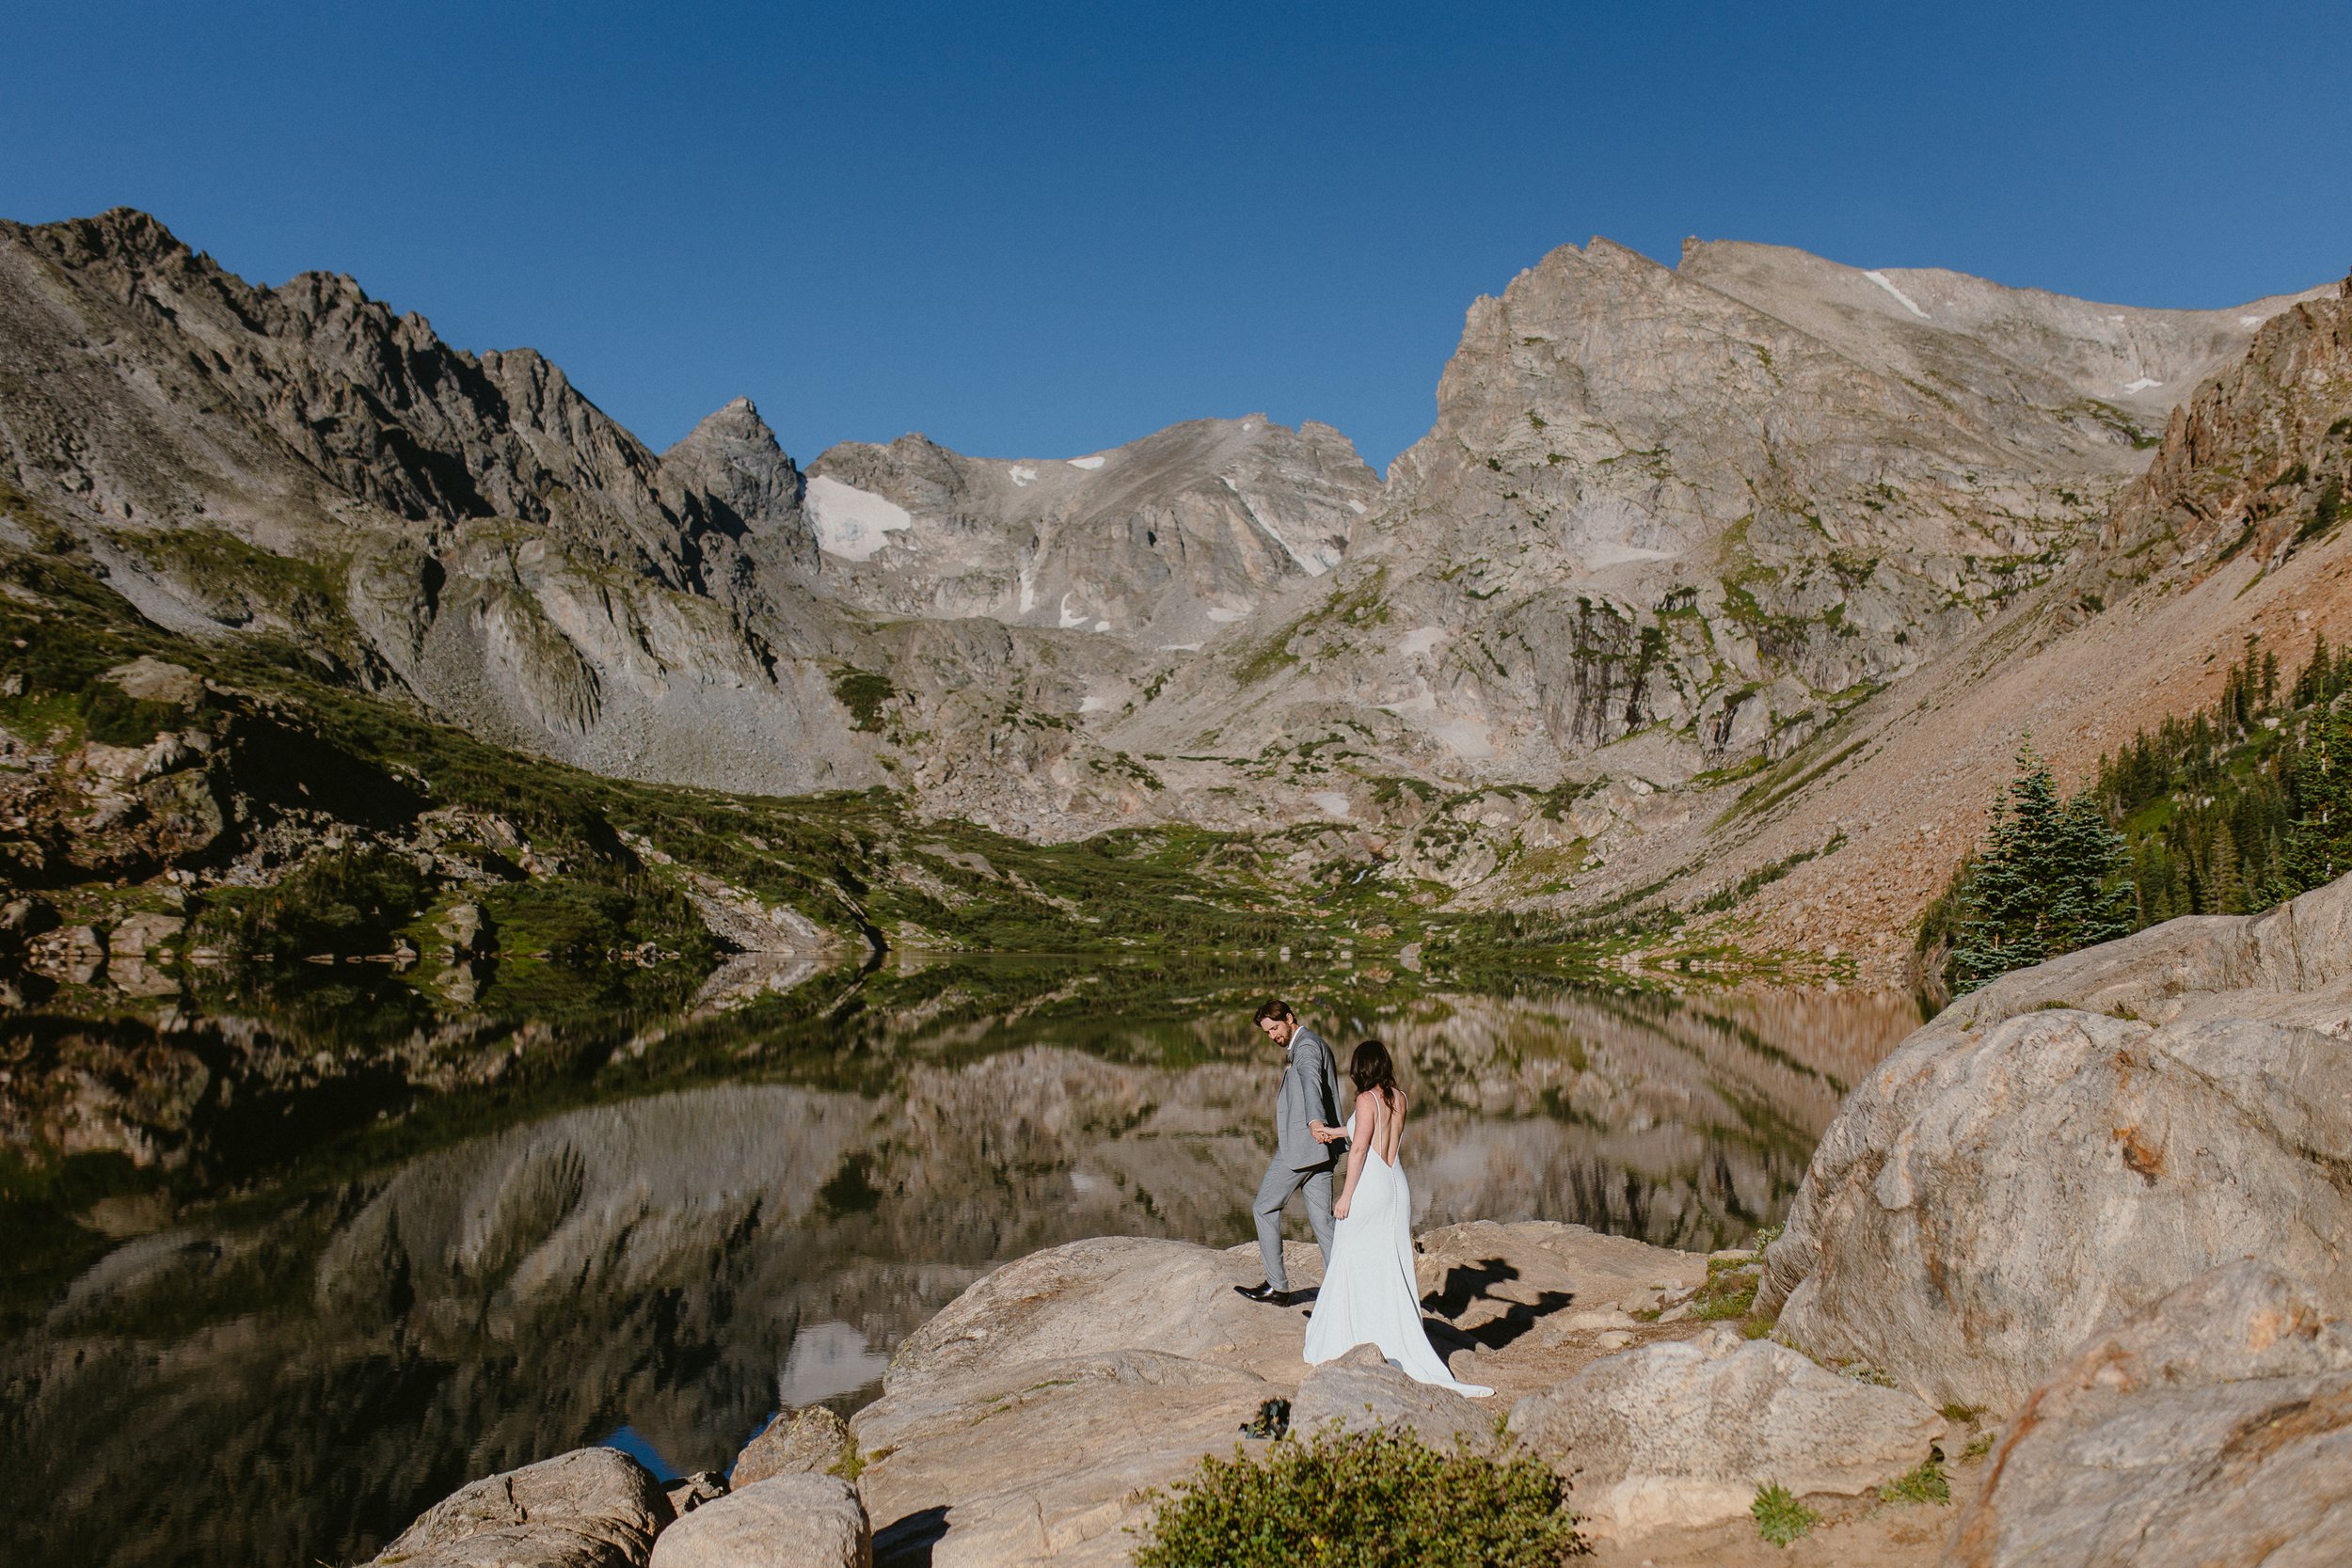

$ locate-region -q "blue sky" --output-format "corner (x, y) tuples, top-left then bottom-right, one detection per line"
(6, 1), (2346, 469)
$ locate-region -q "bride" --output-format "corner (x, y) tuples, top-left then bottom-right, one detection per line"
(1300, 1039), (1491, 1397)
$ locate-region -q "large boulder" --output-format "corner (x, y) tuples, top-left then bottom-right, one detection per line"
(648, 1474), (871, 1568)
(1944, 1261), (2352, 1567)
(106, 911), (183, 997)
(872, 1235), (1326, 1402)
(733, 1406), (853, 1487)
(848, 1233), (1314, 1567)
(1508, 1325), (1946, 1538)
(1291, 1343), (1494, 1449)
(1759, 873), (2352, 1412)
(364, 1446), (672, 1567)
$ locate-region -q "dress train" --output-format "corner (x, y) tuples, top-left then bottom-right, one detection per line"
(1301, 1103), (1491, 1397)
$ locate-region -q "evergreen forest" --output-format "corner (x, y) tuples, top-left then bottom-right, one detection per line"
(1924, 633), (2352, 990)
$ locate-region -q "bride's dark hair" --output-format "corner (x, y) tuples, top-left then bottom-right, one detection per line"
(1349, 1038), (1399, 1102)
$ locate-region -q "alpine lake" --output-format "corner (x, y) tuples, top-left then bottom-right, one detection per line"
(1, 952), (1926, 1568)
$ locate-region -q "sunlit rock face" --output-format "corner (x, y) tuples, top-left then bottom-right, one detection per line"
(7, 209), (2322, 852)
(805, 416), (1376, 650)
(0, 214), (1362, 829)
(1, 982), (1912, 1568)
(1142, 237), (2318, 790)
(1760, 869), (2352, 1413)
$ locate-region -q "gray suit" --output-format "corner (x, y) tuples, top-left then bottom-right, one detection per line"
(1253, 1025), (1347, 1291)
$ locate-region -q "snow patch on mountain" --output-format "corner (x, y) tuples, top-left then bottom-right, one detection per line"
(804, 476), (912, 561)
(1863, 269), (1931, 319)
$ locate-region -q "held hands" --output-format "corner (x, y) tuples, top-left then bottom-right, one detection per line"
(1308, 1119), (1345, 1145)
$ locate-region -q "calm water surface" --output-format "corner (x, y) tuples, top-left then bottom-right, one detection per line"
(1, 961), (1922, 1568)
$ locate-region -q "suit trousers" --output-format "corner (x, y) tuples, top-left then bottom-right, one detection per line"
(1253, 1155), (1336, 1291)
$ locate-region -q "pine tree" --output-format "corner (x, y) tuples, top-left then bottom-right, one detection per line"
(2205, 816), (2242, 914)
(2295, 632), (2332, 707)
(1948, 744), (2132, 992)
(2281, 702), (2352, 893)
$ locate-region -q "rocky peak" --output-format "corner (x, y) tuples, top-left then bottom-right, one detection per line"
(17, 205), (197, 275)
(660, 396), (818, 576)
(3, 210), (681, 555)
(1310, 233), (2328, 784)
(2090, 288), (2352, 587)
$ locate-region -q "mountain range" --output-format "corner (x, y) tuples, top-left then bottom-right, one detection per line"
(3, 206), (2348, 979)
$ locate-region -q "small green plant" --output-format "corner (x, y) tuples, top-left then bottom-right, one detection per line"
(1691, 1260), (1761, 1322)
(1132, 1426), (1584, 1567)
(1962, 1431), (1997, 1462)
(1751, 1481), (1817, 1546)
(1877, 1456), (1950, 1506)
(1939, 1402), (1986, 1424)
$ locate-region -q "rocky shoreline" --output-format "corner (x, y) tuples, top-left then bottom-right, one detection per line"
(351, 874), (2352, 1568)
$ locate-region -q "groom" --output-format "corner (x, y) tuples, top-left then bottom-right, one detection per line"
(1233, 998), (1346, 1307)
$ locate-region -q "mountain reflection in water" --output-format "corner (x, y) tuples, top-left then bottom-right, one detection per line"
(0, 963), (1922, 1568)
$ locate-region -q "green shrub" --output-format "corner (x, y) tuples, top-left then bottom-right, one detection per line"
(1132, 1427), (1584, 1567)
(1877, 1456), (1950, 1505)
(1751, 1482), (1817, 1547)
(1691, 1259), (1761, 1321)
(829, 668), (897, 731)
(198, 847), (431, 964)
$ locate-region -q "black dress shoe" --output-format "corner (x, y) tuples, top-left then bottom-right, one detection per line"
(1233, 1281), (1284, 1302)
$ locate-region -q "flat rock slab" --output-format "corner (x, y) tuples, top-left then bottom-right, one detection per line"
(1510, 1325), (1946, 1540)
(860, 1350), (1272, 1568)
(878, 1235), (1324, 1404)
(1945, 1261), (2352, 1568)
(1412, 1219), (1706, 1347)
(365, 1446), (671, 1568)
(648, 1474), (870, 1568)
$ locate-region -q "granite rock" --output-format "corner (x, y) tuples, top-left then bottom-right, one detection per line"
(647, 1474), (870, 1568)
(1943, 1261), (2352, 1568)
(363, 1445), (671, 1568)
(1508, 1325), (1945, 1538)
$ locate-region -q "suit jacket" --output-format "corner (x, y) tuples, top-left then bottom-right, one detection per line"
(1275, 1026), (1347, 1171)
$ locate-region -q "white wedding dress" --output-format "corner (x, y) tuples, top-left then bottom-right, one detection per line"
(1301, 1094), (1492, 1396)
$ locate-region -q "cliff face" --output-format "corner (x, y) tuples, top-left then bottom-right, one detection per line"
(0, 210), (880, 798)
(1545, 283), (2352, 971)
(0, 211), (716, 579)
(2094, 279), (2352, 580)
(1128, 237), (2316, 786)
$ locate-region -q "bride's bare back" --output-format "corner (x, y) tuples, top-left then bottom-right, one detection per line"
(1359, 1085), (1407, 1164)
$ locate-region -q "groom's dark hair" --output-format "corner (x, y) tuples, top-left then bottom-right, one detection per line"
(1253, 999), (1295, 1025)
